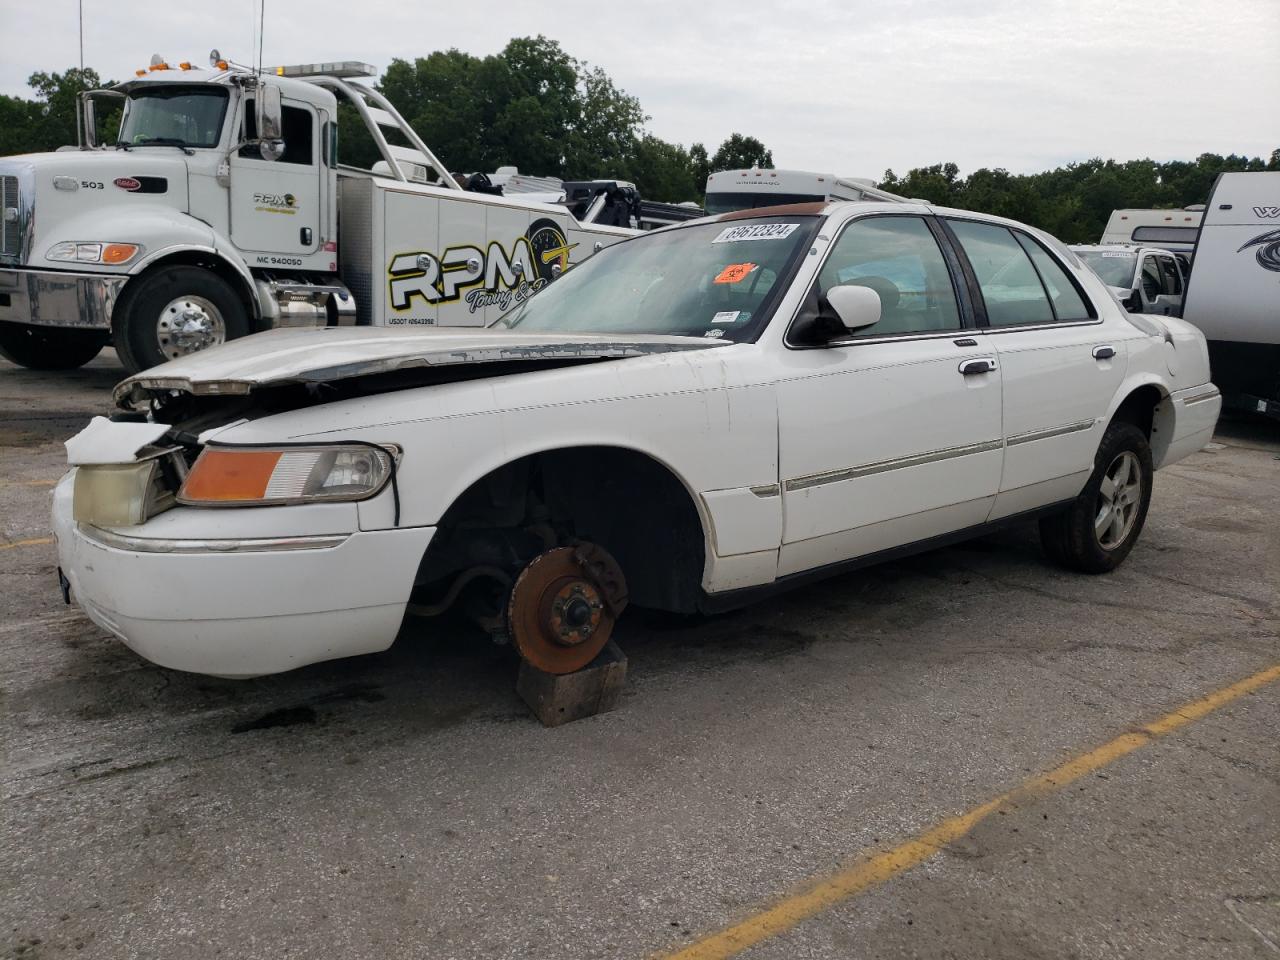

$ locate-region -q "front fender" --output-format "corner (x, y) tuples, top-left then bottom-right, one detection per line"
(125, 214), (257, 311)
(29, 205), (214, 274)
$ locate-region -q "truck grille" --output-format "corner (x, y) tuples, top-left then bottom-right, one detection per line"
(1, 176), (19, 257)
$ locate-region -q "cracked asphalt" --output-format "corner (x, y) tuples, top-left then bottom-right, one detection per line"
(2, 349), (1278, 959)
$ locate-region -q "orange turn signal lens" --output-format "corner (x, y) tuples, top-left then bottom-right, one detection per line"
(181, 450), (282, 502)
(101, 243), (140, 265)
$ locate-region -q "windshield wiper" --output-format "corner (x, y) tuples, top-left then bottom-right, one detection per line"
(133, 137), (195, 156)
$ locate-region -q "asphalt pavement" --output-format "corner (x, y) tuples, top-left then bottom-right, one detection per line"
(2, 348), (1278, 960)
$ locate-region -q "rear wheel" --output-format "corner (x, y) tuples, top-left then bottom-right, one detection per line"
(1039, 420), (1153, 573)
(0, 322), (105, 370)
(114, 266), (249, 373)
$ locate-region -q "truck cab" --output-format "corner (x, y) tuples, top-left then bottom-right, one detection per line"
(1071, 244), (1187, 317)
(0, 54), (635, 373)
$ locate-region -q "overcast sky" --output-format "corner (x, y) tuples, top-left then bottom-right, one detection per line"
(3, 0), (1277, 177)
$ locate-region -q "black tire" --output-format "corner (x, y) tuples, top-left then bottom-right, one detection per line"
(114, 266), (249, 373)
(1039, 420), (1153, 574)
(0, 322), (105, 370)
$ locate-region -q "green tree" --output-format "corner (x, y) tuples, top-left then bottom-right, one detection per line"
(0, 68), (117, 155)
(689, 143), (710, 192)
(709, 133), (773, 172)
(879, 151), (1279, 243)
(623, 135), (699, 203)
(370, 36), (741, 203)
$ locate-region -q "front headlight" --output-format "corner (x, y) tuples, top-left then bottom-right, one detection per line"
(73, 448), (183, 527)
(178, 444), (396, 506)
(47, 241), (141, 265)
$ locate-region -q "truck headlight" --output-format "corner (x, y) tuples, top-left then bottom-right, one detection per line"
(47, 241), (141, 265)
(178, 444), (397, 506)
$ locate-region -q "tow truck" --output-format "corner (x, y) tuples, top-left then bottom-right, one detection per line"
(0, 53), (647, 372)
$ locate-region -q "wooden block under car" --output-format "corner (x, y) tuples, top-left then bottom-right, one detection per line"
(516, 640), (627, 727)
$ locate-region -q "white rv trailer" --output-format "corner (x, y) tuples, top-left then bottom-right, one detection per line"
(1181, 171), (1280, 418)
(1101, 206), (1204, 260)
(704, 168), (910, 215)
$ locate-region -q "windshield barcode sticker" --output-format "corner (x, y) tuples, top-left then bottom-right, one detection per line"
(711, 310), (741, 324)
(712, 223), (799, 244)
(1101, 252), (1132, 258)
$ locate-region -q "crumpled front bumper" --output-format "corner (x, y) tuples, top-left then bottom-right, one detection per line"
(51, 472), (436, 678)
(0, 267), (126, 330)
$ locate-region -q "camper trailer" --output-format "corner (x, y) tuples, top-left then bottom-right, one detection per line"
(1181, 171), (1280, 418)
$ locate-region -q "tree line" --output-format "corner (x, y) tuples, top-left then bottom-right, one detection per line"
(2, 38), (1275, 245)
(881, 153), (1280, 243)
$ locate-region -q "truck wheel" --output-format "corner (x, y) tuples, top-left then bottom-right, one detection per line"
(115, 266), (249, 372)
(1039, 421), (1153, 574)
(0, 322), (105, 370)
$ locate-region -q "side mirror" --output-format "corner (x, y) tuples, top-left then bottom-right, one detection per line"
(824, 284), (882, 334)
(255, 82), (285, 161)
(80, 94), (97, 150)
(77, 89), (124, 150)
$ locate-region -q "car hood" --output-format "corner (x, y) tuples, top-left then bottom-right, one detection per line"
(114, 326), (730, 408)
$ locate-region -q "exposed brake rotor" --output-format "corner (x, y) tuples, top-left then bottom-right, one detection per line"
(507, 544), (628, 675)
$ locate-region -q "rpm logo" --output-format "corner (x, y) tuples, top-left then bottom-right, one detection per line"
(526, 218), (576, 283)
(252, 192), (298, 214)
(254, 192), (296, 207)
(113, 177), (141, 192)
(1252, 206), (1280, 219)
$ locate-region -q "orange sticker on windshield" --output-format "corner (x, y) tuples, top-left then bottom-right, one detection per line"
(714, 262), (756, 284)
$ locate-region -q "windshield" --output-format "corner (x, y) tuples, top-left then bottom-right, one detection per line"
(1077, 250), (1138, 288)
(499, 216), (819, 341)
(119, 86), (229, 148)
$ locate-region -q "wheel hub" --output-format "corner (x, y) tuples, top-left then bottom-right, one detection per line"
(547, 582), (604, 646)
(157, 296), (226, 359)
(508, 545), (628, 674)
(1094, 450), (1143, 550)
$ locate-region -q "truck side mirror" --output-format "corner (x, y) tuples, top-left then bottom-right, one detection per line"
(255, 82), (285, 161)
(77, 89), (124, 150)
(80, 94), (97, 150)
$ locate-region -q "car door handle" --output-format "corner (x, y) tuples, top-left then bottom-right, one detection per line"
(959, 357), (997, 375)
(1092, 345), (1116, 360)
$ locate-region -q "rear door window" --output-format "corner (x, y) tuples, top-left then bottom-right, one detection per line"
(947, 220), (1053, 326)
(1013, 233), (1092, 321)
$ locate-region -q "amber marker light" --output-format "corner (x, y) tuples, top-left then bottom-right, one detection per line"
(181, 450), (283, 502)
(101, 243), (140, 265)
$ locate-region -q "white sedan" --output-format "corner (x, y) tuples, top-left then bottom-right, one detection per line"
(52, 202), (1221, 677)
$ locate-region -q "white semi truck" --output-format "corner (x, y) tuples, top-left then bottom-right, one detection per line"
(0, 54), (643, 372)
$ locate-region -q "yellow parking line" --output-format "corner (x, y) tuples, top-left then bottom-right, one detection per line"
(657, 663), (1280, 960)
(0, 479), (57, 487)
(0, 537), (54, 551)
